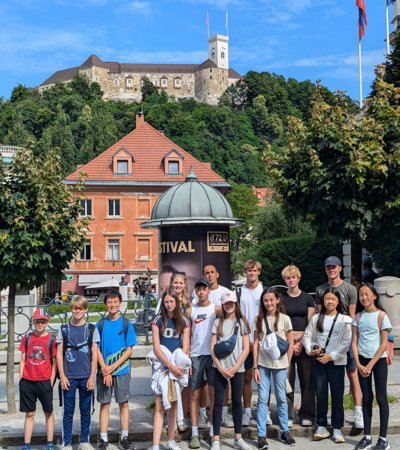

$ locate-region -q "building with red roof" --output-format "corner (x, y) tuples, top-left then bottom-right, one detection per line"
(62, 113), (229, 295)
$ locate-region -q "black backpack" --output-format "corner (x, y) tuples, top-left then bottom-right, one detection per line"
(60, 322), (95, 355)
(97, 316), (130, 345)
(25, 332), (56, 362)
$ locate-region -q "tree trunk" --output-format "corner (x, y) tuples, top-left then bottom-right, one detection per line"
(351, 239), (363, 287)
(6, 283), (16, 413)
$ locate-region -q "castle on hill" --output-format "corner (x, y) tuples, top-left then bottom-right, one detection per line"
(38, 34), (240, 105)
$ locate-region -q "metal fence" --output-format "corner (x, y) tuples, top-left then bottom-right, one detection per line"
(0, 295), (157, 346)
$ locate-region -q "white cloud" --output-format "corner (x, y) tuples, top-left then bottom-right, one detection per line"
(120, 1), (153, 16)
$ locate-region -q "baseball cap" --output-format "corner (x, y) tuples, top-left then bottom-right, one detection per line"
(32, 309), (50, 321)
(222, 291), (237, 304)
(194, 277), (210, 288)
(324, 256), (342, 267)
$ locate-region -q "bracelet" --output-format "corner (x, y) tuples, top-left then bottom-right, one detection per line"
(253, 367), (258, 370)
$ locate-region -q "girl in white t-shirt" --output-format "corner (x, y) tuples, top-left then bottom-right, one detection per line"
(253, 288), (295, 449)
(352, 283), (392, 450)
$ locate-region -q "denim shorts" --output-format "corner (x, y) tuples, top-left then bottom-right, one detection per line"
(346, 347), (356, 370)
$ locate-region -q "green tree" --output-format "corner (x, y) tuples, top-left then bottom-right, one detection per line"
(0, 148), (88, 413)
(265, 68), (400, 282)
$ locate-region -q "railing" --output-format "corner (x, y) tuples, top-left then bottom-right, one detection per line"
(0, 145), (24, 156)
(0, 295), (157, 346)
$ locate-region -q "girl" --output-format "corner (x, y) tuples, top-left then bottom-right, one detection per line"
(281, 265), (315, 427)
(169, 272), (191, 311)
(210, 291), (251, 450)
(151, 290), (190, 450)
(352, 283), (392, 450)
(253, 288), (295, 448)
(303, 287), (351, 444)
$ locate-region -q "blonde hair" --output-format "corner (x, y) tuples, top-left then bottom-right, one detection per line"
(281, 265), (301, 280)
(243, 259), (262, 271)
(70, 295), (88, 310)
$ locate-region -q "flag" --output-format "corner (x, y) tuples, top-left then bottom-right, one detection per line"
(356, 0), (367, 41)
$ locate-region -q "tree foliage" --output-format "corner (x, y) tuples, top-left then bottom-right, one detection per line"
(0, 148), (88, 412)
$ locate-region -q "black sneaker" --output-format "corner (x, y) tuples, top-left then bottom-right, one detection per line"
(372, 438), (390, 450)
(98, 440), (108, 450)
(119, 437), (136, 450)
(257, 436), (268, 450)
(280, 432), (296, 446)
(355, 437), (373, 450)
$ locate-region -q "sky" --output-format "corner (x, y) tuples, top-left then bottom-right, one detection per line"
(0, 0), (395, 102)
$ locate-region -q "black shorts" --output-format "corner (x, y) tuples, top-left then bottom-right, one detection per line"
(19, 378), (53, 413)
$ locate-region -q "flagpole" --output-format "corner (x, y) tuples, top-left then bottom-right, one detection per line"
(226, 11), (229, 36)
(386, 0), (390, 56)
(358, 40), (363, 109)
(206, 11), (209, 38)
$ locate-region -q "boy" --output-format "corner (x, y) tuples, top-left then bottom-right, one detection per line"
(19, 308), (57, 450)
(237, 259), (264, 426)
(57, 296), (97, 450)
(185, 278), (222, 449)
(93, 290), (137, 450)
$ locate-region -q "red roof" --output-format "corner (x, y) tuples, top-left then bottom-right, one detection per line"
(66, 118), (226, 185)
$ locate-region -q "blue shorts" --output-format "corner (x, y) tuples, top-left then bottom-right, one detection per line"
(244, 352), (254, 370)
(346, 348), (356, 370)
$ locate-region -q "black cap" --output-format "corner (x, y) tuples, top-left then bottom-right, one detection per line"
(194, 277), (210, 288)
(324, 256), (342, 266)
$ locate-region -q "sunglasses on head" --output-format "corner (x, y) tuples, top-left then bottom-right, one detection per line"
(172, 271), (186, 277)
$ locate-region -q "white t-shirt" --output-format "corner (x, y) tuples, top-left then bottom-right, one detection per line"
(191, 285), (230, 306)
(353, 310), (392, 358)
(239, 282), (263, 342)
(190, 303), (217, 357)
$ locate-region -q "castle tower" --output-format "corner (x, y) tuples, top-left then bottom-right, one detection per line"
(208, 34), (229, 69)
(392, 0), (400, 30)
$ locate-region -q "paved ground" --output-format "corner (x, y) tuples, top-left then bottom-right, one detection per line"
(1, 354), (399, 447)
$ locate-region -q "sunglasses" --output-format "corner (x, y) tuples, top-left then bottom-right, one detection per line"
(71, 306), (85, 311)
(34, 319), (48, 324)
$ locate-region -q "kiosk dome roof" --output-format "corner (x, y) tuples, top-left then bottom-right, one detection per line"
(141, 168), (242, 228)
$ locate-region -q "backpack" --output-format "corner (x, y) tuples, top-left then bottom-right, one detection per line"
(25, 332), (56, 363)
(97, 316), (130, 344)
(60, 322), (95, 356)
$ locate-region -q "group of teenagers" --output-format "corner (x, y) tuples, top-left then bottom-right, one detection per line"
(18, 256), (392, 450)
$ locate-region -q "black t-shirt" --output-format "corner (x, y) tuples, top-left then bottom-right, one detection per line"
(282, 291), (315, 331)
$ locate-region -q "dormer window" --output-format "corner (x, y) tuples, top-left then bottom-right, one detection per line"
(112, 147), (133, 175)
(163, 148), (183, 175)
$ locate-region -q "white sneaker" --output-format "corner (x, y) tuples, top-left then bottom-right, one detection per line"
(62, 446), (73, 450)
(79, 445), (94, 450)
(167, 442), (182, 450)
(198, 414), (209, 429)
(211, 440), (220, 450)
(333, 429), (345, 444)
(313, 426), (330, 441)
(301, 419), (313, 427)
(242, 413), (251, 426)
(288, 419), (293, 428)
(234, 438), (251, 450)
(222, 413), (234, 428)
(177, 419), (190, 432)
(354, 408), (364, 429)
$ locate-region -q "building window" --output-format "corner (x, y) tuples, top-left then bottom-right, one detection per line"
(117, 160), (128, 174)
(174, 78), (181, 88)
(79, 240), (92, 260)
(108, 239), (120, 260)
(212, 52), (215, 60)
(108, 199), (121, 217)
(168, 161), (179, 174)
(126, 78), (133, 87)
(94, 76), (100, 82)
(137, 238), (150, 260)
(161, 77), (168, 87)
(114, 79), (120, 86)
(80, 199), (92, 217)
(210, 76), (213, 79)
(221, 51), (225, 59)
(154, 79), (160, 86)
(210, 69), (212, 72)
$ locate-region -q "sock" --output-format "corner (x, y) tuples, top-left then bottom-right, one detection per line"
(210, 425), (214, 437)
(365, 435), (372, 440)
(153, 446), (160, 450)
(100, 433), (108, 442)
(379, 437), (387, 442)
(244, 407), (251, 417)
(222, 406), (228, 415)
(355, 405), (362, 412)
(192, 426), (199, 436)
(121, 430), (129, 439)
(199, 407), (206, 417)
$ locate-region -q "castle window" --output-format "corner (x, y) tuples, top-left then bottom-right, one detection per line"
(161, 77), (168, 87)
(126, 77), (133, 87)
(210, 69), (212, 73)
(114, 79), (120, 86)
(210, 76), (213, 80)
(94, 76), (100, 82)
(221, 51), (225, 59)
(174, 78), (181, 89)
(154, 79), (160, 86)
(212, 52), (215, 60)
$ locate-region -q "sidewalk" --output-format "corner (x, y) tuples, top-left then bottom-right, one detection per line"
(1, 356), (399, 446)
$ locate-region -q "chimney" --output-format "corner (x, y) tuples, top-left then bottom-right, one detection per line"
(136, 112), (144, 128)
